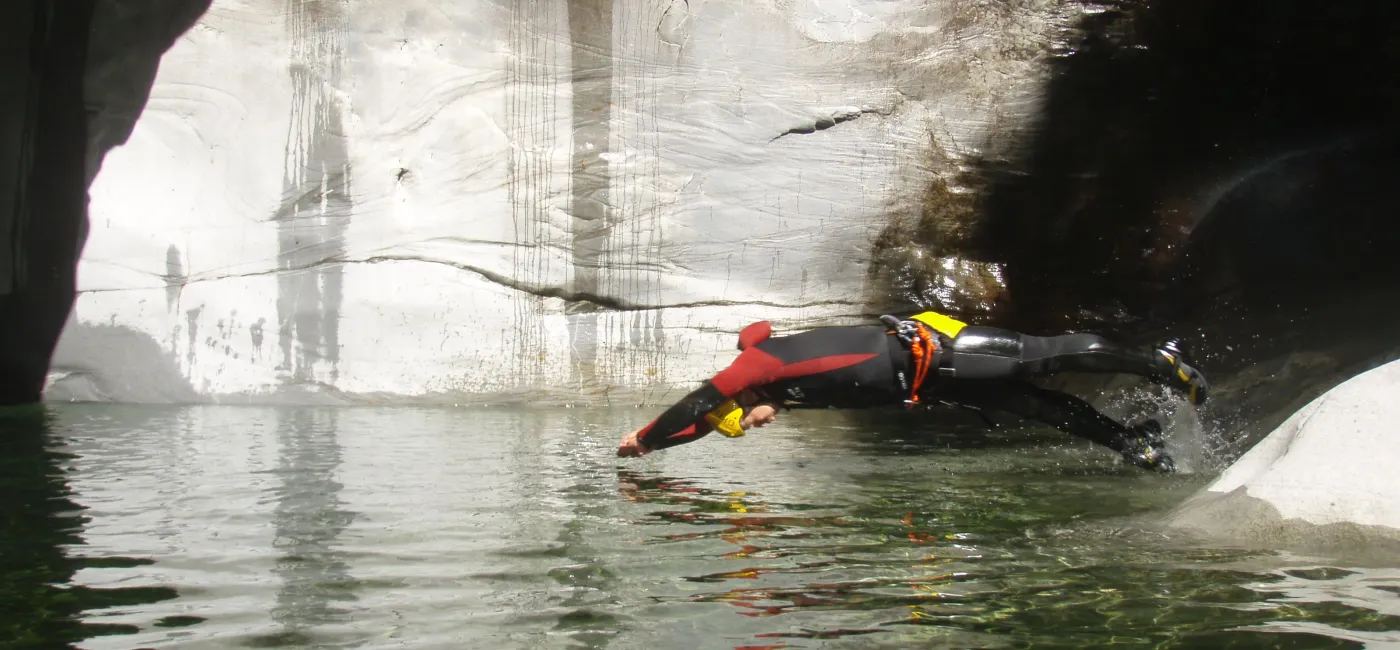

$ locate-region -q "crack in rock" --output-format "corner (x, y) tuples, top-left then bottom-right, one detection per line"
(355, 255), (864, 313)
(769, 107), (892, 142)
(80, 254), (866, 315)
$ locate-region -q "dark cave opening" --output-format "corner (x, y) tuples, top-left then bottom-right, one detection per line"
(1179, 136), (1400, 314)
(972, 0), (1400, 329)
(858, 0), (1400, 449)
(956, 0), (1400, 443)
(1169, 135), (1400, 446)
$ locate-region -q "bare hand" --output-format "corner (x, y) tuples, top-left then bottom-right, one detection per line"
(616, 428), (650, 457)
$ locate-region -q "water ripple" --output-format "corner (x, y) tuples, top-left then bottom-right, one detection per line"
(0, 404), (1395, 649)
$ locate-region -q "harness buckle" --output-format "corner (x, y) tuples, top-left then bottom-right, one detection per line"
(880, 314), (917, 345)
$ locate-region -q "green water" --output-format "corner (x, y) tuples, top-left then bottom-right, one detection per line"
(2, 403), (1398, 649)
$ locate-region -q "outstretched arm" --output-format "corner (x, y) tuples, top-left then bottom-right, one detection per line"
(621, 381), (727, 456)
(620, 346), (786, 455)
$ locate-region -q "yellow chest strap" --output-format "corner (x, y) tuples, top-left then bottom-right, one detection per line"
(909, 311), (968, 339)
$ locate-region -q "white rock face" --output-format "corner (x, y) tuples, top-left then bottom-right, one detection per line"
(53, 0), (1079, 404)
(1167, 358), (1400, 548)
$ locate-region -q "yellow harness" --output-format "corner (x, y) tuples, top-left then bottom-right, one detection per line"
(908, 311), (967, 339)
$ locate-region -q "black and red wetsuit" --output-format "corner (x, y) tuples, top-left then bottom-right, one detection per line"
(634, 324), (901, 450)
(634, 320), (1183, 455)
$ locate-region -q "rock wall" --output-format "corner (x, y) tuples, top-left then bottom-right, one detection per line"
(0, 1), (98, 406)
(52, 0), (1081, 404)
(36, 0), (1400, 445)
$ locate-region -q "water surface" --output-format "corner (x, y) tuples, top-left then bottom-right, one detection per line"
(3, 404), (1398, 649)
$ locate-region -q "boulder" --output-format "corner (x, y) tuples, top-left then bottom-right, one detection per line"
(1166, 358), (1400, 557)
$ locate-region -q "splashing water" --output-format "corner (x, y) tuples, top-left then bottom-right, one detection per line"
(1097, 384), (1226, 475)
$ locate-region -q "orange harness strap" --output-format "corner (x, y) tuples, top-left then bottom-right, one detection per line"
(905, 322), (938, 408)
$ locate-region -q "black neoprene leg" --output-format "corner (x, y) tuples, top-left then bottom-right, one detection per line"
(946, 326), (1163, 380)
(1019, 332), (1163, 377)
(930, 379), (1131, 452)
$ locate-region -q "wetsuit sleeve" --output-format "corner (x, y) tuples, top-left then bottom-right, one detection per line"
(635, 382), (725, 451)
(635, 347), (785, 451)
(710, 347), (784, 396)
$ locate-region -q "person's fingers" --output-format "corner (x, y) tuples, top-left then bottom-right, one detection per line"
(617, 429), (649, 457)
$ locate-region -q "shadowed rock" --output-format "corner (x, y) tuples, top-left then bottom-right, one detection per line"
(0, 0), (212, 406)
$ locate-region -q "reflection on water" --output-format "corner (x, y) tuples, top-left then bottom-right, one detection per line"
(255, 408), (358, 648)
(0, 406), (177, 649)
(1, 404), (1397, 649)
(620, 468), (1400, 648)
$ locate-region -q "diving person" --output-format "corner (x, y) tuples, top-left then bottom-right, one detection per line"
(615, 312), (1209, 473)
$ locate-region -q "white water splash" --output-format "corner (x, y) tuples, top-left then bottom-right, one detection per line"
(1096, 383), (1222, 474)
